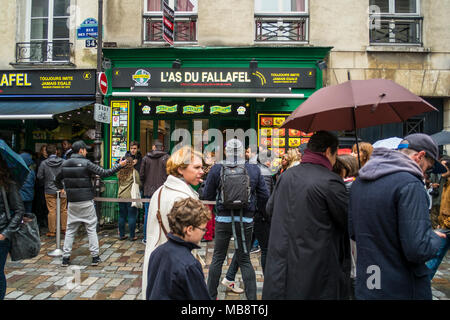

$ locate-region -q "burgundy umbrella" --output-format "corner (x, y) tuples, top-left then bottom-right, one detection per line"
(281, 79), (438, 166)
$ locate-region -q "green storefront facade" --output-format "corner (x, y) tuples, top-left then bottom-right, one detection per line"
(102, 46), (331, 170)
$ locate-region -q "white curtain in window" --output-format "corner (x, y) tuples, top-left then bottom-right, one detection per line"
(292, 0), (305, 11)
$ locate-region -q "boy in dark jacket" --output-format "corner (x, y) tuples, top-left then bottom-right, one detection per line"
(146, 197), (211, 300)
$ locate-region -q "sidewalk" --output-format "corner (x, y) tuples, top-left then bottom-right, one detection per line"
(3, 227), (449, 300)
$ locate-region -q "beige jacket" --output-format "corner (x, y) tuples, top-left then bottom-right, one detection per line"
(141, 175), (199, 299)
(117, 169), (141, 199)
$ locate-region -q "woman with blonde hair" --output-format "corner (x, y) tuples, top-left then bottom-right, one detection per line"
(117, 156), (141, 241)
(141, 145), (204, 299)
(351, 142), (374, 167)
(286, 148), (301, 168)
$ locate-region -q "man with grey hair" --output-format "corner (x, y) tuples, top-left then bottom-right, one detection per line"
(201, 138), (269, 300)
(349, 133), (446, 299)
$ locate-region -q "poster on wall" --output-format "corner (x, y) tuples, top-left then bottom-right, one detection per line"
(110, 100), (129, 167)
(257, 113), (313, 173)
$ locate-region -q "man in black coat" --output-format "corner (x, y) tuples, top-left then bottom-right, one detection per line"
(262, 131), (350, 300)
(55, 140), (126, 267)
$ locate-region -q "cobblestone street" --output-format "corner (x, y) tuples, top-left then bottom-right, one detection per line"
(3, 228), (449, 300)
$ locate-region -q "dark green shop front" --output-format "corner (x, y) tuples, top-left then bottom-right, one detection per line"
(99, 47), (330, 223)
(102, 46), (331, 167)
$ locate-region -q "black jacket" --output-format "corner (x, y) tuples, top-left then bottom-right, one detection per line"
(262, 162), (350, 300)
(146, 233), (211, 300)
(140, 150), (169, 197)
(0, 181), (25, 240)
(55, 154), (122, 203)
(201, 160), (270, 219)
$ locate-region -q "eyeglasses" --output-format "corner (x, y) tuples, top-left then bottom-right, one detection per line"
(195, 226), (207, 233)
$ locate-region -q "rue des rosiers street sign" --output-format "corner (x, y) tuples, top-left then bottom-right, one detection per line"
(112, 67), (317, 90)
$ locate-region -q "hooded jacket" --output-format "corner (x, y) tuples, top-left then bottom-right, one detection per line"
(139, 150), (169, 197)
(146, 233), (211, 300)
(19, 153), (35, 202)
(349, 147), (442, 300)
(37, 154), (65, 194)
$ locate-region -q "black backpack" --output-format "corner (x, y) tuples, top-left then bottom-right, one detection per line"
(219, 163), (251, 210)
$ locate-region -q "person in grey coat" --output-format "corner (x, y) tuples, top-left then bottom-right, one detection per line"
(37, 144), (67, 236)
(349, 133), (446, 299)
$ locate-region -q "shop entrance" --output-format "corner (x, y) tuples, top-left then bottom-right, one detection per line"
(138, 117), (251, 155)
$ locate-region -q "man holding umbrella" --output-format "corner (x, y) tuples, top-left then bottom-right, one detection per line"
(349, 133), (446, 299)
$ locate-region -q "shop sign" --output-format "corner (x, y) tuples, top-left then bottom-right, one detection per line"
(162, 1), (175, 46)
(183, 105), (204, 114)
(137, 101), (249, 117)
(210, 105), (232, 115)
(0, 69), (95, 95)
(156, 104), (178, 114)
(112, 67), (316, 90)
(94, 103), (111, 124)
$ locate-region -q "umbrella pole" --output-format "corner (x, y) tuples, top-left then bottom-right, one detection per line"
(352, 107), (362, 168)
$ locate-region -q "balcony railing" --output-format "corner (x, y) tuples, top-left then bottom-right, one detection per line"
(144, 14), (197, 43)
(370, 15), (423, 45)
(255, 15), (309, 43)
(15, 41), (72, 64)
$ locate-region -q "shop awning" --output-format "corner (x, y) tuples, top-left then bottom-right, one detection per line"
(0, 100), (94, 120)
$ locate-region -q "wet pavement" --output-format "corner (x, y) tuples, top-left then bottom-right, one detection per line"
(3, 227), (449, 300)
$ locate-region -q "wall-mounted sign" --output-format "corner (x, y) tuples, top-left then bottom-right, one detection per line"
(77, 18), (98, 39)
(0, 69), (96, 95)
(94, 103), (111, 124)
(162, 1), (175, 46)
(110, 100), (130, 167)
(137, 101), (249, 117)
(112, 67), (316, 90)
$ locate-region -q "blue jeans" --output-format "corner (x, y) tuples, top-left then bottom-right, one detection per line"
(118, 202), (138, 238)
(143, 197), (151, 241)
(426, 236), (450, 280)
(0, 238), (11, 300)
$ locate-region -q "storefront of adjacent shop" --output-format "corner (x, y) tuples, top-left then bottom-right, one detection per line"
(0, 69), (96, 153)
(102, 46), (331, 169)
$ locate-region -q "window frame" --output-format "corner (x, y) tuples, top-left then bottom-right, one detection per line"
(369, 0), (423, 46)
(24, 0), (71, 63)
(143, 0), (198, 45)
(254, 0), (309, 44)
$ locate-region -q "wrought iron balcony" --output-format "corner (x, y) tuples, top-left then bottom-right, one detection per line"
(15, 41), (72, 64)
(369, 15), (423, 45)
(144, 14), (197, 43)
(255, 15), (309, 42)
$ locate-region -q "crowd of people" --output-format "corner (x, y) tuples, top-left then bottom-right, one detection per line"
(1, 131), (450, 300)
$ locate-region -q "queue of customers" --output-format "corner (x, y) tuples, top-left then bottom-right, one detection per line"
(1, 131), (450, 301)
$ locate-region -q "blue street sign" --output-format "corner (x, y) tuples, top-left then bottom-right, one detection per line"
(77, 18), (98, 39)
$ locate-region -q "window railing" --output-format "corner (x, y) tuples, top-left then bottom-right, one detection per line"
(143, 13), (197, 43)
(369, 15), (423, 45)
(255, 14), (309, 43)
(15, 41), (72, 64)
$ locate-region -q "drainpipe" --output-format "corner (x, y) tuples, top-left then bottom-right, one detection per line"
(93, 0), (104, 229)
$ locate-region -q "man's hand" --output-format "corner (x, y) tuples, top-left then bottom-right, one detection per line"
(434, 230), (447, 239)
(119, 159), (127, 167)
(0, 234), (5, 241)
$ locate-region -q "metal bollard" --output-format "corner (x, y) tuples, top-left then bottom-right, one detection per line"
(48, 191), (64, 257)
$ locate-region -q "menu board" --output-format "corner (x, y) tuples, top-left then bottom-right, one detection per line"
(258, 113), (313, 171)
(110, 100), (130, 167)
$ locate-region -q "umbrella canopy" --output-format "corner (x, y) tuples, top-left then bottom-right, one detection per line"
(431, 130), (450, 146)
(372, 137), (403, 150)
(282, 79), (438, 132)
(0, 139), (31, 187)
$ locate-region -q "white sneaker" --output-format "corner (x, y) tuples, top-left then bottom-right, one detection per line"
(221, 278), (244, 294)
